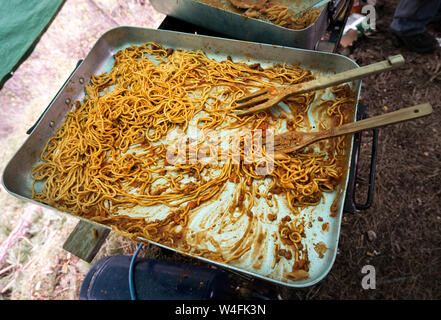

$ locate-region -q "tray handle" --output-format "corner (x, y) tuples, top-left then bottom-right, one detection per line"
(343, 103), (378, 213)
(327, 0), (355, 52)
(26, 59), (83, 135)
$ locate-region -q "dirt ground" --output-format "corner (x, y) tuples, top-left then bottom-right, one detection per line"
(0, 0), (440, 300)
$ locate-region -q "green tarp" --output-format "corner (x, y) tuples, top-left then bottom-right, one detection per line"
(0, 0), (64, 87)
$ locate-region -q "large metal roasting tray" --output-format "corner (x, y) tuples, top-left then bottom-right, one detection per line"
(2, 27), (361, 287)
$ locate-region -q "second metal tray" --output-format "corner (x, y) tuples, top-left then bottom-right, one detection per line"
(150, 0), (335, 49)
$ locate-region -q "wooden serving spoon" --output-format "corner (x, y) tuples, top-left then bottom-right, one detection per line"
(235, 55), (405, 115)
(273, 103), (433, 154)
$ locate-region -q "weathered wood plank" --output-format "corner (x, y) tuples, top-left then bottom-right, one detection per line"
(63, 220), (110, 263)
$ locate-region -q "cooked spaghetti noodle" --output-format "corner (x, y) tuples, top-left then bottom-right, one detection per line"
(259, 4), (321, 30)
(31, 42), (355, 279)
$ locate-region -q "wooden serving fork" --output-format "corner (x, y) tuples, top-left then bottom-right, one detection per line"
(273, 103), (433, 154)
(235, 55), (405, 116)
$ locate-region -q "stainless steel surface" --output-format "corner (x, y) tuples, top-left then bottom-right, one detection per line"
(2, 26), (360, 287)
(150, 0), (334, 49)
(294, 0), (333, 19)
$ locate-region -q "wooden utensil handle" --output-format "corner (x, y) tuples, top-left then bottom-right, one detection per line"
(326, 103), (433, 138)
(282, 55), (405, 96)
